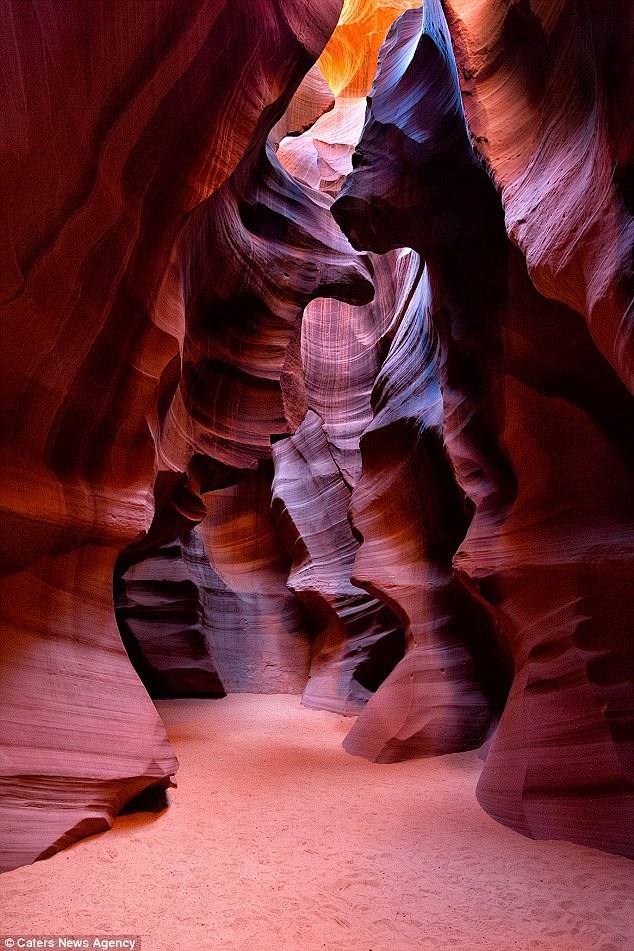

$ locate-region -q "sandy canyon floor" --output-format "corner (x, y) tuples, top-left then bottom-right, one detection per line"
(1, 694), (632, 951)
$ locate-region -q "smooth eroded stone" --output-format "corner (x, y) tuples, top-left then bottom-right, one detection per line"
(333, 0), (634, 856)
(159, 142), (374, 474)
(445, 0), (634, 389)
(0, 0), (346, 873)
(272, 411), (404, 715)
(346, 257), (507, 762)
(197, 462), (312, 693)
(115, 531), (225, 698)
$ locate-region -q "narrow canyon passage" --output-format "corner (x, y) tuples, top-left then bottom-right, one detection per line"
(1, 1), (633, 945)
(1, 696), (632, 951)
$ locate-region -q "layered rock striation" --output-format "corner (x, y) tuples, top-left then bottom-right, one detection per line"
(334, 0), (634, 856)
(197, 462), (313, 694)
(117, 68), (376, 700)
(344, 253), (509, 762)
(444, 0), (634, 389)
(0, 0), (347, 874)
(114, 531), (225, 698)
(1, 0), (632, 873)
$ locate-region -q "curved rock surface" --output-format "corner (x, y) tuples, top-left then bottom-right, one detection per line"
(301, 250), (407, 483)
(334, 0), (512, 760)
(124, 51), (375, 701)
(158, 141), (373, 475)
(115, 531), (225, 698)
(278, 97), (368, 196)
(468, 244), (634, 858)
(272, 411), (404, 714)
(141, 26), (401, 713)
(0, 0), (346, 874)
(197, 462), (312, 693)
(2, 0), (632, 873)
(444, 0), (634, 388)
(345, 253), (508, 762)
(316, 0), (422, 98)
(274, 116), (409, 715)
(270, 65), (335, 149)
(333, 0), (634, 856)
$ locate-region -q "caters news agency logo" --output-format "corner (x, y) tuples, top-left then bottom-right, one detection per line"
(3, 940), (139, 950)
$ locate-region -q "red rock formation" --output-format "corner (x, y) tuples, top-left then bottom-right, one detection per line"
(334, 0), (512, 759)
(110, 63), (350, 700)
(0, 0), (346, 874)
(445, 0), (634, 389)
(139, 44), (399, 711)
(274, 131), (408, 714)
(115, 532), (225, 698)
(333, 0), (634, 856)
(158, 142), (373, 475)
(272, 411), (404, 713)
(301, 250), (407, 482)
(316, 0), (422, 98)
(345, 254), (507, 762)
(127, 79), (374, 697)
(270, 65), (335, 149)
(278, 97), (368, 196)
(467, 244), (634, 858)
(196, 462), (312, 693)
(2, 0), (632, 874)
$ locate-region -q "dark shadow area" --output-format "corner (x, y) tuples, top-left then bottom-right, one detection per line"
(120, 784), (170, 815)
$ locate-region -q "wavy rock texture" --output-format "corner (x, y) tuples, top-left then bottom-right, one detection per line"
(115, 532), (225, 698)
(0, 0), (345, 874)
(272, 412), (404, 714)
(302, 250), (409, 483)
(270, 65), (335, 148)
(316, 0), (422, 97)
(2, 0), (632, 874)
(344, 253), (508, 762)
(117, 464), (311, 697)
(334, 0), (512, 760)
(466, 244), (634, 858)
(333, 0), (634, 857)
(278, 97), (368, 196)
(158, 142), (373, 474)
(275, 113), (409, 714)
(142, 40), (405, 708)
(131, 75), (374, 698)
(444, 0), (634, 388)
(279, 0), (424, 195)
(112, 64), (346, 697)
(196, 462), (312, 693)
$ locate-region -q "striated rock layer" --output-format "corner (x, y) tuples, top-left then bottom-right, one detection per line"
(316, 0), (422, 98)
(445, 0), (634, 389)
(272, 411), (404, 714)
(111, 62), (353, 700)
(345, 253), (509, 762)
(333, 0), (634, 857)
(2, 0), (632, 872)
(114, 531), (225, 698)
(334, 0), (513, 765)
(274, 118), (410, 714)
(135, 50), (407, 710)
(0, 0), (346, 874)
(131, 72), (375, 696)
(197, 462), (312, 694)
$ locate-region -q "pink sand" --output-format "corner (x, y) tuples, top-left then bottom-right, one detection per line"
(1, 695), (632, 950)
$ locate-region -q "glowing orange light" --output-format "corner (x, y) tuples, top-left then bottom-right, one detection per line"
(317, 0), (422, 98)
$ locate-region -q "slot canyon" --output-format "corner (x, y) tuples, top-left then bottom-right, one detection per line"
(0, 1), (633, 949)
